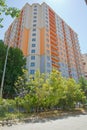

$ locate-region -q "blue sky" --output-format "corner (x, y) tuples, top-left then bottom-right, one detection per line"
(0, 0), (87, 53)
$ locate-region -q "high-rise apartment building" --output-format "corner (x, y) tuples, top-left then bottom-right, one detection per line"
(82, 54), (87, 79)
(4, 3), (83, 80)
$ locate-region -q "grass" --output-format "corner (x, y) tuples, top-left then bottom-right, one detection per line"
(0, 108), (87, 122)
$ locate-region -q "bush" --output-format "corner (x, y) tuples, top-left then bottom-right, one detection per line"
(0, 98), (17, 118)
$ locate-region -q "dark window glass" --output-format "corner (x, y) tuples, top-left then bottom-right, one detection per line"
(31, 50), (35, 53)
(32, 38), (36, 41)
(33, 28), (36, 31)
(31, 62), (35, 67)
(32, 33), (36, 36)
(32, 44), (36, 47)
(33, 20), (37, 22)
(31, 56), (35, 60)
(30, 70), (35, 74)
(33, 24), (36, 27)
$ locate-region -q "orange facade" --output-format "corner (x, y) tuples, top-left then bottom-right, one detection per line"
(40, 28), (45, 55)
(22, 28), (29, 56)
(49, 9), (59, 69)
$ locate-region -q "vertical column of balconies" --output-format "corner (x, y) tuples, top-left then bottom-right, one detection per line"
(82, 54), (87, 79)
(4, 25), (12, 45)
(49, 9), (59, 69)
(40, 3), (52, 74)
(16, 10), (23, 47)
(69, 29), (79, 79)
(55, 15), (69, 78)
(70, 30), (83, 79)
(62, 21), (71, 77)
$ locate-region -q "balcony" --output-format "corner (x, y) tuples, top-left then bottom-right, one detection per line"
(51, 57), (58, 62)
(51, 50), (58, 56)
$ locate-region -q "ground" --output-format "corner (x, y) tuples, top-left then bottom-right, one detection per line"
(0, 112), (87, 130)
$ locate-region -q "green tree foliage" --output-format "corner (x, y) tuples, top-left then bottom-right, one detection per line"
(15, 69), (86, 112)
(0, 98), (16, 118)
(58, 78), (86, 109)
(0, 41), (26, 98)
(79, 77), (87, 98)
(0, 0), (20, 28)
(0, 70), (86, 116)
(15, 71), (47, 112)
(0, 40), (7, 78)
(14, 69), (29, 97)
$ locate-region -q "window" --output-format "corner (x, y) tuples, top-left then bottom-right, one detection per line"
(34, 9), (37, 11)
(33, 20), (37, 22)
(31, 56), (35, 60)
(46, 33), (49, 37)
(32, 38), (36, 41)
(47, 70), (50, 73)
(52, 61), (55, 64)
(33, 24), (36, 27)
(46, 28), (48, 32)
(46, 39), (49, 42)
(46, 44), (49, 48)
(47, 63), (50, 67)
(45, 16), (48, 19)
(46, 20), (48, 23)
(47, 50), (50, 54)
(34, 5), (37, 8)
(83, 62), (86, 65)
(32, 33), (36, 36)
(31, 62), (35, 67)
(33, 28), (36, 31)
(46, 24), (48, 28)
(31, 50), (35, 53)
(30, 70), (35, 74)
(47, 56), (50, 60)
(33, 16), (37, 18)
(34, 12), (37, 15)
(32, 44), (36, 47)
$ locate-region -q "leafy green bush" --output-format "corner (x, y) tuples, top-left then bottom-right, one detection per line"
(0, 98), (17, 118)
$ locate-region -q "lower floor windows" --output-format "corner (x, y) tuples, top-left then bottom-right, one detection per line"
(32, 44), (36, 47)
(31, 50), (35, 53)
(31, 62), (35, 67)
(31, 56), (35, 60)
(30, 70), (35, 74)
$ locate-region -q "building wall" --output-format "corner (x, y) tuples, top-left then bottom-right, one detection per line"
(82, 54), (87, 79)
(4, 2), (83, 80)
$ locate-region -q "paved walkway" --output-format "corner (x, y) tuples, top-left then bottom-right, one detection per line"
(0, 114), (87, 130)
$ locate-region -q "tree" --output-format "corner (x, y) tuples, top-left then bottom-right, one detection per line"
(0, 0), (20, 28)
(42, 70), (65, 109)
(15, 70), (49, 112)
(15, 69), (86, 112)
(58, 78), (86, 109)
(0, 41), (26, 98)
(14, 69), (29, 97)
(0, 40), (7, 79)
(79, 77), (87, 98)
(15, 70), (63, 111)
